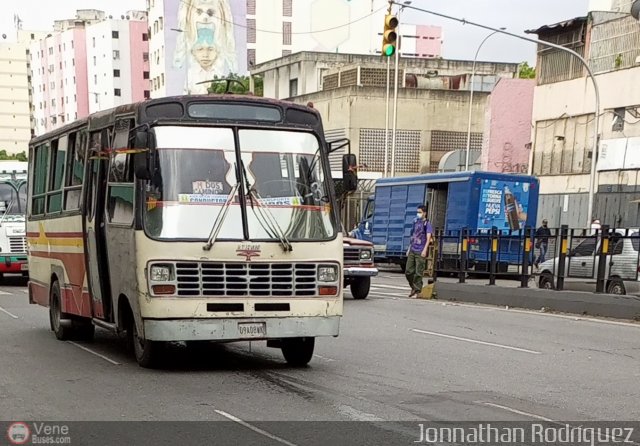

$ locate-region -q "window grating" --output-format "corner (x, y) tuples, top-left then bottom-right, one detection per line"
(359, 128), (421, 173)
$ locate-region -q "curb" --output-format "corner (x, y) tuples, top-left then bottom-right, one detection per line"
(434, 282), (640, 321)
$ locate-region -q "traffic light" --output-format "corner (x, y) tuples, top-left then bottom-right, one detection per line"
(382, 13), (399, 57)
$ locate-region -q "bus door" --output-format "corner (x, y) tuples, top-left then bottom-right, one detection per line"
(84, 128), (113, 321)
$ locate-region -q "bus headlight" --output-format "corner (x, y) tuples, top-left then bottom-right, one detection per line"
(360, 249), (372, 260)
(317, 265), (338, 282)
(150, 264), (173, 282)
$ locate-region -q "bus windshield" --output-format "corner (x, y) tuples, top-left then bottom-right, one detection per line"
(0, 182), (26, 218)
(145, 126), (336, 241)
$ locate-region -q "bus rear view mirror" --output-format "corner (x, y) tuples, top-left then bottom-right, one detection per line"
(342, 154), (358, 192)
(133, 130), (151, 180)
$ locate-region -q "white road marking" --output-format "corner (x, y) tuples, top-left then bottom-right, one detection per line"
(475, 401), (556, 422)
(368, 291), (407, 298)
(0, 305), (19, 319)
(337, 404), (385, 422)
(371, 284), (411, 291)
(0, 290), (11, 295)
(67, 341), (121, 365)
(430, 300), (640, 328)
(214, 409), (299, 446)
(313, 354), (335, 362)
(411, 328), (542, 355)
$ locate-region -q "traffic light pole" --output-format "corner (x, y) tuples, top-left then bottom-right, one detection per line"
(390, 34), (400, 177)
(383, 56), (391, 178)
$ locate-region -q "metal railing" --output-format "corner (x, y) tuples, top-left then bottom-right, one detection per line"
(433, 225), (640, 293)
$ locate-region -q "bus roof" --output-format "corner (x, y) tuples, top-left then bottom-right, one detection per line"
(375, 171), (538, 187)
(30, 95), (323, 146)
(0, 161), (28, 174)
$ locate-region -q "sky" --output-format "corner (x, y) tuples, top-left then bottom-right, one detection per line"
(0, 0), (590, 65)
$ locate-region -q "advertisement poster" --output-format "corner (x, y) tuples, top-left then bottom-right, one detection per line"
(164, 0), (248, 95)
(477, 179), (530, 232)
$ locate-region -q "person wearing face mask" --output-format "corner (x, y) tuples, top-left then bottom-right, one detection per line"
(534, 219), (551, 269)
(406, 205), (433, 297)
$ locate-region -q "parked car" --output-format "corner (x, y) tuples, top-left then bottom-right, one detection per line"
(343, 236), (378, 299)
(538, 228), (640, 295)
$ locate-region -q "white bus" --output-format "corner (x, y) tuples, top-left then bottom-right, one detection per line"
(27, 95), (358, 367)
(0, 161), (28, 279)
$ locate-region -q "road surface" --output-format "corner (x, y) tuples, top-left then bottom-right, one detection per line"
(1, 273), (638, 444)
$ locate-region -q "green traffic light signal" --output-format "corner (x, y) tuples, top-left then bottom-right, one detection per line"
(383, 45), (395, 57)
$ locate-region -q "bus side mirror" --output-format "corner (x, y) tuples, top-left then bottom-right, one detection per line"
(133, 130), (151, 180)
(342, 154), (358, 192)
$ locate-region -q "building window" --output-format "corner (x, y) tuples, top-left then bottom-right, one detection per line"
(247, 19), (256, 43)
(247, 0), (256, 15)
(143, 71), (149, 79)
(94, 75), (98, 84)
(283, 22), (292, 45)
(114, 88), (121, 97)
(112, 31), (119, 39)
(113, 50), (120, 60)
(48, 47), (53, 55)
(92, 37), (96, 48)
(282, 49), (292, 57)
(289, 78), (298, 97)
(144, 90), (150, 99)
(74, 94), (76, 102)
(93, 56), (97, 66)
(72, 58), (75, 66)
(114, 69), (121, 77)
(142, 33), (148, 41)
(161, 73), (165, 86)
(247, 48), (256, 68)
(283, 0), (292, 17)
(159, 17), (164, 30)
(143, 52), (149, 62)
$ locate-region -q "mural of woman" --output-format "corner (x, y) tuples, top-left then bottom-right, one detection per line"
(173, 0), (238, 94)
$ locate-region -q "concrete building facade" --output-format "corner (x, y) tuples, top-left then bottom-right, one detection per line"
(0, 30), (47, 154)
(30, 10), (150, 136)
(528, 7), (640, 228)
(250, 53), (519, 177)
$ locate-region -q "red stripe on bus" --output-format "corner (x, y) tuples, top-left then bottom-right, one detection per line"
(26, 231), (84, 238)
(29, 250), (92, 318)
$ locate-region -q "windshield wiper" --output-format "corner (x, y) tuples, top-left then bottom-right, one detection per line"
(0, 198), (15, 227)
(241, 161), (293, 253)
(202, 179), (240, 251)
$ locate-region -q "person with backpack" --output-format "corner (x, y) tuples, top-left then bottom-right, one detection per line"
(406, 205), (433, 297)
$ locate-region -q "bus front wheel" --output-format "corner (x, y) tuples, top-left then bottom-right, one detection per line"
(129, 317), (160, 368)
(281, 337), (315, 367)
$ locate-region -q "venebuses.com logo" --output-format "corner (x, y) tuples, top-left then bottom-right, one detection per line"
(7, 422), (30, 445)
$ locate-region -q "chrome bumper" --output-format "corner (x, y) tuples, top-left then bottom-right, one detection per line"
(344, 266), (379, 277)
(143, 316), (340, 342)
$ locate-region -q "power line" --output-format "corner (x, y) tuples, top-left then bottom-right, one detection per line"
(172, 0), (386, 35)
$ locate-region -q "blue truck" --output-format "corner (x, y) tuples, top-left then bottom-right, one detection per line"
(351, 171), (540, 272)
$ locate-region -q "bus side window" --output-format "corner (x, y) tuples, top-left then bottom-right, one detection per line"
(107, 120), (135, 225)
(31, 142), (50, 216)
(64, 131), (84, 211)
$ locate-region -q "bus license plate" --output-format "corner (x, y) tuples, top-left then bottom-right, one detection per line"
(20, 264), (28, 271)
(238, 322), (266, 338)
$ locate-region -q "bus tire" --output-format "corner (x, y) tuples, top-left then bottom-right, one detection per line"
(49, 280), (73, 341)
(281, 337), (315, 367)
(129, 316), (160, 368)
(350, 277), (370, 300)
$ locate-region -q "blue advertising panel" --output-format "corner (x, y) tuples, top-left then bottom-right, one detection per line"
(478, 179), (530, 232)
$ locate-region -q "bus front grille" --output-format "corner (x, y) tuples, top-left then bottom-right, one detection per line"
(175, 262), (318, 297)
(9, 236), (26, 253)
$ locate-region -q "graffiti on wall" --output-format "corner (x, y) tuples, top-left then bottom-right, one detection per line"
(493, 142), (529, 174)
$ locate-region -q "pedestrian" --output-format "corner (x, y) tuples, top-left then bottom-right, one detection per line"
(534, 219), (551, 269)
(405, 205), (433, 297)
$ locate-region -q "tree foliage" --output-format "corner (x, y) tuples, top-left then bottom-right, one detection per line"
(518, 62), (536, 79)
(0, 150), (27, 161)
(206, 73), (264, 96)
